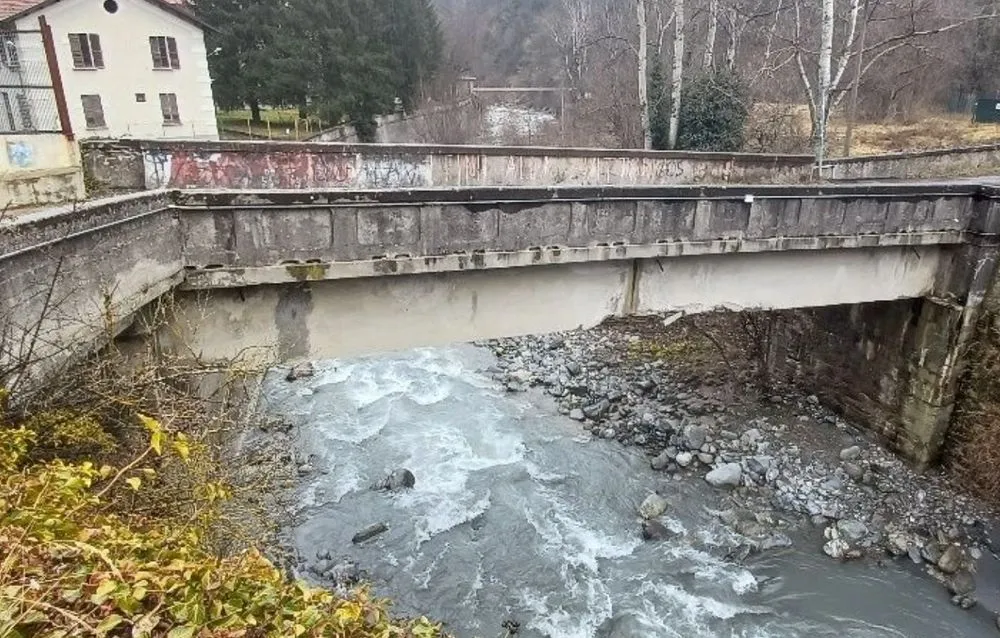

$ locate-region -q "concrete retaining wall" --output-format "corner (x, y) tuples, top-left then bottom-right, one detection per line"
(80, 139), (815, 192)
(828, 143), (1000, 181)
(0, 134), (85, 208)
(307, 99), (479, 143)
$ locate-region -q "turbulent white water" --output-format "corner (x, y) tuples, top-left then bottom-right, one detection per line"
(262, 345), (998, 638)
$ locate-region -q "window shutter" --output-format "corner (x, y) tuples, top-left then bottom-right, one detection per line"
(89, 34), (103, 68)
(81, 95), (105, 128)
(166, 37), (179, 68)
(149, 37), (161, 68)
(69, 34), (85, 67)
(15, 93), (32, 130)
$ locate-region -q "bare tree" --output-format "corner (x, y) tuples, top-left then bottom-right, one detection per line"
(668, 0), (685, 148)
(704, 0), (719, 68)
(638, 0), (652, 148)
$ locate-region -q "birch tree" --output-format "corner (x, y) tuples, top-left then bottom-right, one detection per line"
(668, 0), (685, 148)
(703, 0), (719, 68)
(638, 0), (652, 148)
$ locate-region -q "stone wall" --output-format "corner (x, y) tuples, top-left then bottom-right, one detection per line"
(307, 99), (479, 143)
(81, 139), (815, 192)
(767, 301), (922, 456)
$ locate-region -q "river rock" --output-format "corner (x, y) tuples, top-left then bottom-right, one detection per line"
(641, 520), (672, 541)
(835, 519), (869, 543)
(705, 463), (742, 488)
(583, 399), (611, 419)
(325, 560), (361, 586)
(639, 493), (668, 519)
(683, 425), (707, 451)
(352, 522), (388, 544)
(376, 468), (415, 491)
(839, 446), (862, 461)
(569, 408), (585, 421)
(675, 451), (693, 468)
(650, 450), (672, 471)
(286, 362), (315, 381)
(823, 538), (851, 559)
(844, 462), (864, 481)
(951, 594), (977, 610)
(565, 361), (582, 376)
(698, 452), (715, 465)
(921, 542), (944, 565)
(948, 569), (976, 596)
(937, 545), (965, 574)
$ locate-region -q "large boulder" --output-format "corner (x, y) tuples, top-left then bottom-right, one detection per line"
(641, 520), (673, 541)
(705, 463), (742, 488)
(286, 362), (315, 381)
(683, 424), (707, 451)
(376, 468), (416, 492)
(938, 545), (965, 574)
(638, 493), (668, 519)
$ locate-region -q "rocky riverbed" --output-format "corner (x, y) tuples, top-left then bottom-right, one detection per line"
(483, 316), (997, 616)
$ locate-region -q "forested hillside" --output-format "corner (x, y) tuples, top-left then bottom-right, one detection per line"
(433, 0), (1000, 151)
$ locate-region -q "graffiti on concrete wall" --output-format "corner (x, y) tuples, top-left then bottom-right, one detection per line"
(356, 155), (431, 188)
(6, 141), (34, 169)
(143, 149), (431, 190)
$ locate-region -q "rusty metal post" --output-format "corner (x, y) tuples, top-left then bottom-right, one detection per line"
(39, 15), (73, 140)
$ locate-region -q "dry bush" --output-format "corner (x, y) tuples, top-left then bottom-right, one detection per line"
(742, 103), (811, 154)
(0, 264), (443, 636)
(946, 317), (1000, 506)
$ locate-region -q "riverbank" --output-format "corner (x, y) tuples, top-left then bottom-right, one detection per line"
(483, 314), (998, 618)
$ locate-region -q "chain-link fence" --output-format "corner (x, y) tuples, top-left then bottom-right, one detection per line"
(0, 29), (62, 134)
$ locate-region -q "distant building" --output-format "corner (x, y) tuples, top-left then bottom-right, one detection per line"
(0, 0), (219, 140)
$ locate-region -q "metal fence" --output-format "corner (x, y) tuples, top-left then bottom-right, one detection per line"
(0, 29), (62, 134)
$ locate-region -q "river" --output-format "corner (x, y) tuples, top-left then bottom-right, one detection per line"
(262, 344), (998, 637)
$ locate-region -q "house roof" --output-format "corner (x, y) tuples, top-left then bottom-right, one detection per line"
(0, 0), (210, 30)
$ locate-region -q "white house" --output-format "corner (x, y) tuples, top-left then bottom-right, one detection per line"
(0, 0), (219, 140)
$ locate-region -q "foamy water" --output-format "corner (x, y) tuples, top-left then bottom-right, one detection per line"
(262, 345), (997, 638)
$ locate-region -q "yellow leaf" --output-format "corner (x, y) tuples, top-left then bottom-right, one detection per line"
(173, 435), (190, 461)
(150, 430), (163, 456)
(294, 624), (306, 636)
(96, 614), (124, 636)
(166, 626), (196, 638)
(126, 477), (141, 491)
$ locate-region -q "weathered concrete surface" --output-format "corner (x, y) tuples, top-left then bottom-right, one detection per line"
(0, 192), (178, 386)
(81, 139), (815, 192)
(828, 143), (1000, 181)
(167, 246), (943, 364)
(0, 134), (85, 207)
(306, 99), (479, 143)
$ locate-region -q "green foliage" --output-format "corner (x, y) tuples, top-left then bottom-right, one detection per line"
(676, 69), (750, 152)
(0, 412), (443, 638)
(649, 58), (670, 151)
(21, 409), (115, 460)
(196, 0), (444, 135)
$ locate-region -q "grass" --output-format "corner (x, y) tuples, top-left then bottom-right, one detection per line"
(828, 114), (1000, 156)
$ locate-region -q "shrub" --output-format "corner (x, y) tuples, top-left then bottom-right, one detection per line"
(676, 69), (750, 152)
(0, 411), (442, 638)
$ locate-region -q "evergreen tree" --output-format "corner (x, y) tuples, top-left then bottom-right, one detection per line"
(676, 69), (749, 152)
(195, 0), (444, 134)
(649, 58), (670, 150)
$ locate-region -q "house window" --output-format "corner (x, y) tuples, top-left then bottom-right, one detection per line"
(135, 93), (146, 103)
(149, 36), (179, 69)
(68, 33), (103, 69)
(81, 94), (106, 128)
(159, 93), (180, 125)
(15, 93), (33, 130)
(0, 33), (19, 69)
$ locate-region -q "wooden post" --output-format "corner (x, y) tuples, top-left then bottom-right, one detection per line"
(39, 16), (73, 140)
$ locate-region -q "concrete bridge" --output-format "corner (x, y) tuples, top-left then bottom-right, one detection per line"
(3, 181), (1000, 466)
